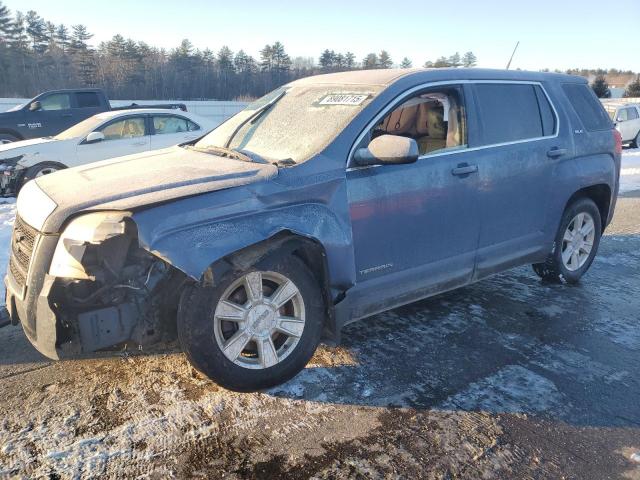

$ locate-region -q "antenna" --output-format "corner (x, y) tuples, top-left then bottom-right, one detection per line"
(506, 41), (520, 70)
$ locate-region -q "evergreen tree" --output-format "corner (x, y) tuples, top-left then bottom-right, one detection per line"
(319, 49), (335, 69)
(400, 57), (412, 68)
(448, 52), (461, 67)
(344, 52), (356, 69)
(0, 1), (13, 40)
(378, 50), (392, 68)
(433, 56), (450, 68)
(591, 75), (610, 98)
(362, 53), (378, 69)
(624, 76), (640, 98)
(462, 51), (477, 67)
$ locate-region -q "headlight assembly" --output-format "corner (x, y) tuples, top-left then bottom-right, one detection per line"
(16, 180), (57, 231)
(49, 212), (129, 280)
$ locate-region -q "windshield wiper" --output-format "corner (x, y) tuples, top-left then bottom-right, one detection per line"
(224, 89), (286, 148)
(189, 145), (253, 163)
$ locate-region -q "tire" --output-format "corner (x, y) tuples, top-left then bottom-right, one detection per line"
(0, 133), (20, 144)
(19, 162), (65, 193)
(178, 251), (325, 392)
(532, 197), (602, 284)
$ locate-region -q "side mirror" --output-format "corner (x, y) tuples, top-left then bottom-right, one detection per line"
(353, 134), (419, 167)
(85, 131), (105, 144)
(616, 117), (624, 123)
(29, 101), (42, 112)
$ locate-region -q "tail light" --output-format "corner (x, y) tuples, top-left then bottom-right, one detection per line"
(613, 129), (622, 155)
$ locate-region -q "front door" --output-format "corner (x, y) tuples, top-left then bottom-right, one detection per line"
(76, 115), (150, 167)
(346, 85), (480, 317)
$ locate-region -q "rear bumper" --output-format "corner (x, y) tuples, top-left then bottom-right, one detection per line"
(5, 233), (61, 359)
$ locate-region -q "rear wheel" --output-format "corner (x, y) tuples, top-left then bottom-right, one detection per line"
(178, 251), (324, 392)
(0, 133), (20, 144)
(532, 197), (602, 284)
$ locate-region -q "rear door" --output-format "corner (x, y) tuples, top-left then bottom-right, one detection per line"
(25, 92), (75, 137)
(149, 114), (202, 150)
(75, 115), (150, 166)
(469, 82), (565, 277)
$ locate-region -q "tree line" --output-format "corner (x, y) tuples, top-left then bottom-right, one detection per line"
(1, 3), (637, 101)
(0, 3), (482, 100)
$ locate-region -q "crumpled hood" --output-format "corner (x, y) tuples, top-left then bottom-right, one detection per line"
(35, 146), (278, 233)
(0, 137), (72, 163)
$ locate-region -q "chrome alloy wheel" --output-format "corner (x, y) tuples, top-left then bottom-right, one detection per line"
(35, 167), (59, 177)
(213, 271), (306, 369)
(561, 212), (595, 271)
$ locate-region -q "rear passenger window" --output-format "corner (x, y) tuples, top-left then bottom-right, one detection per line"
(76, 92), (100, 108)
(627, 108), (639, 120)
(562, 83), (612, 131)
(474, 84), (545, 145)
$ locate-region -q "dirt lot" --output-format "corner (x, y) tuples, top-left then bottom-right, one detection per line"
(1, 194), (640, 479)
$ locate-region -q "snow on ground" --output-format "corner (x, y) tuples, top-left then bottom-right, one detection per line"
(620, 147), (640, 193)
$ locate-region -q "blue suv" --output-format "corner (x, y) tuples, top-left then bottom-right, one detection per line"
(4, 69), (621, 391)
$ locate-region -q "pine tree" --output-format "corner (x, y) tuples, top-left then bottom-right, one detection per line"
(400, 57), (412, 68)
(448, 52), (461, 68)
(378, 50), (392, 68)
(55, 24), (69, 53)
(362, 53), (378, 69)
(319, 49), (335, 69)
(0, 1), (12, 40)
(217, 46), (234, 72)
(462, 51), (477, 67)
(344, 52), (356, 69)
(433, 56), (450, 68)
(591, 75), (610, 98)
(624, 76), (640, 98)
(25, 10), (46, 53)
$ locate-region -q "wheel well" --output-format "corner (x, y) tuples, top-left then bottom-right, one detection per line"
(565, 184), (611, 231)
(0, 129), (23, 140)
(203, 231), (338, 343)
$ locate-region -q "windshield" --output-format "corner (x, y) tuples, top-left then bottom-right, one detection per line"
(195, 84), (382, 163)
(55, 115), (106, 140)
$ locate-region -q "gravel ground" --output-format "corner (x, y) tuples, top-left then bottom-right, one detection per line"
(0, 151), (639, 479)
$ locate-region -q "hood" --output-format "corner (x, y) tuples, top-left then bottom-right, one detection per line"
(0, 137), (74, 163)
(34, 146), (278, 233)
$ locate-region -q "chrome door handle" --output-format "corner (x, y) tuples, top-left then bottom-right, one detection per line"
(132, 141), (146, 146)
(451, 163), (478, 176)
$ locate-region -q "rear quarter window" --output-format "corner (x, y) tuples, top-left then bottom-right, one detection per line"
(562, 83), (612, 131)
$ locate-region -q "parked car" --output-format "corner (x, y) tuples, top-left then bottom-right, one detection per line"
(2, 69), (620, 392)
(0, 88), (187, 144)
(0, 108), (212, 196)
(605, 103), (640, 148)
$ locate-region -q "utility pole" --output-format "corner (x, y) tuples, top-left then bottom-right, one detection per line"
(506, 41), (520, 70)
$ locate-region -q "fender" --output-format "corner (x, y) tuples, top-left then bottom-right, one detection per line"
(0, 128), (24, 141)
(131, 182), (356, 297)
(545, 153), (617, 244)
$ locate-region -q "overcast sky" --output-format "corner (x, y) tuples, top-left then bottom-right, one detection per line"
(5, 0), (639, 72)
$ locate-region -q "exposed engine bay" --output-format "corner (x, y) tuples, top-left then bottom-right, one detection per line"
(49, 213), (188, 355)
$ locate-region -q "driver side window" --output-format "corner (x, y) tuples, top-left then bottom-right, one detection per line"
(99, 117), (146, 141)
(39, 93), (71, 111)
(369, 86), (467, 156)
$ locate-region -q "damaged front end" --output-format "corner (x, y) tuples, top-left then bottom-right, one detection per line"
(5, 210), (188, 359)
(0, 155), (25, 197)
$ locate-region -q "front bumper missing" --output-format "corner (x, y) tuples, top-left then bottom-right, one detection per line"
(4, 233), (61, 359)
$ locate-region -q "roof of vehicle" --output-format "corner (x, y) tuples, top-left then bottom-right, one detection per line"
(36, 88), (104, 94)
(290, 68), (586, 87)
(92, 108), (198, 120)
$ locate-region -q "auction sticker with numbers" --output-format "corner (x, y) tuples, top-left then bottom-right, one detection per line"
(318, 94), (369, 106)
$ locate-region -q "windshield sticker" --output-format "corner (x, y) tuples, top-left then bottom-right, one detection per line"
(318, 94), (369, 106)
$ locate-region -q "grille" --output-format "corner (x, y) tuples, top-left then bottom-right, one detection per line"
(9, 215), (40, 289)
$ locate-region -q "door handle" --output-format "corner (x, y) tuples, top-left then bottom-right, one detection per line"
(451, 163), (478, 176)
(547, 147), (567, 158)
(132, 141), (146, 146)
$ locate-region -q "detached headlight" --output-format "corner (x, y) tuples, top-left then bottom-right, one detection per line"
(16, 180), (57, 231)
(49, 212), (128, 280)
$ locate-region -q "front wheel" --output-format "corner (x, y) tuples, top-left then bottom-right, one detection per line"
(18, 162), (65, 194)
(178, 252), (325, 392)
(532, 197), (602, 284)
